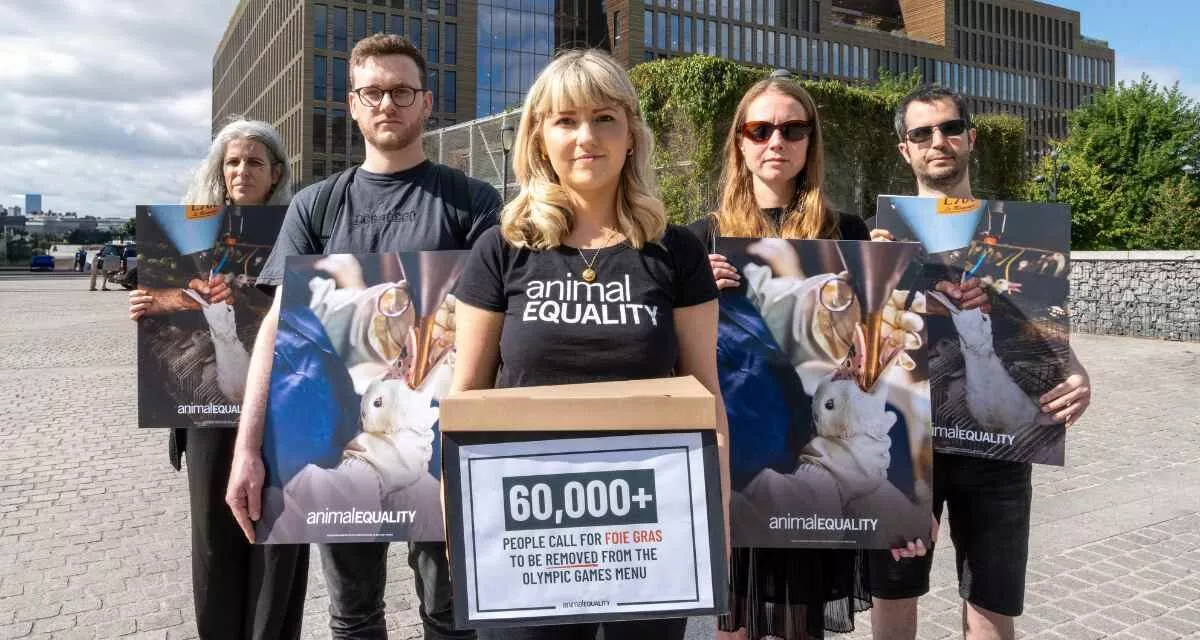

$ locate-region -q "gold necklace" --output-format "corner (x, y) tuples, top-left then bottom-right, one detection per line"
(576, 228), (617, 283)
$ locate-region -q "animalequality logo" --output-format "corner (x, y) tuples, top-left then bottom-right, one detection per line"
(521, 273), (659, 326)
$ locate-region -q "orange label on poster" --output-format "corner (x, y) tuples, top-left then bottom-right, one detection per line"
(185, 205), (221, 220)
(936, 198), (979, 215)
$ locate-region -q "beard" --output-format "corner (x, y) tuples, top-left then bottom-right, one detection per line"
(917, 154), (969, 191)
(363, 117), (424, 152)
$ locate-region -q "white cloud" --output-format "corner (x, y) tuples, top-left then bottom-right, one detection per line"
(0, 0), (240, 218)
(1115, 56), (1200, 103)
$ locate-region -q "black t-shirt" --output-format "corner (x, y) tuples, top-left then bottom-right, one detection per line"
(258, 161), (501, 285)
(454, 225), (718, 388)
(686, 210), (871, 247)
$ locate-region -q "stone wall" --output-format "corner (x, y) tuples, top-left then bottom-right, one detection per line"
(1070, 251), (1200, 342)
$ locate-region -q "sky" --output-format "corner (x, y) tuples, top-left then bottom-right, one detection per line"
(0, 0), (1196, 220)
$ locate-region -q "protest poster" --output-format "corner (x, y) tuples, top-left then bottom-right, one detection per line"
(255, 251), (467, 544)
(871, 196), (1071, 465)
(716, 238), (934, 549)
(443, 429), (724, 627)
(136, 204), (285, 428)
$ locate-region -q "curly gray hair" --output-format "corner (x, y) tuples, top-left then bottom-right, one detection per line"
(182, 118), (292, 205)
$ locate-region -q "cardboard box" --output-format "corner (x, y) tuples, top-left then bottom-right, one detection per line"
(439, 375), (717, 432)
(440, 375), (727, 628)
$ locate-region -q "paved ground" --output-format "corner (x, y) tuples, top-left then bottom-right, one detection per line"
(0, 274), (1197, 639)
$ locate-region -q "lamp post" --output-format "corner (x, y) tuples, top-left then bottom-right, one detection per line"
(500, 125), (515, 203)
(1035, 147), (1066, 201)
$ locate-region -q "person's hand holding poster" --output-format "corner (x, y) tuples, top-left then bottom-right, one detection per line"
(717, 237), (934, 549)
(135, 204), (286, 428)
(255, 251), (467, 543)
(870, 196), (1073, 465)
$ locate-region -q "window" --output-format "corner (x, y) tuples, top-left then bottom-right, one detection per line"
(445, 23), (457, 64)
(333, 58), (347, 100)
(756, 29), (764, 64)
(426, 70), (439, 109)
(721, 22), (729, 58)
(446, 0), (457, 17)
(409, 17), (421, 48)
(670, 14), (679, 50)
(743, 26), (751, 60)
(683, 17), (692, 52)
(391, 15), (404, 38)
(354, 10), (366, 44)
(314, 55), (327, 100)
(695, 17), (703, 52)
(656, 12), (666, 48)
(313, 107), (327, 152)
(332, 109), (347, 154)
(731, 25), (739, 60)
(314, 4), (327, 49)
(444, 70), (456, 112)
(372, 12), (385, 35)
(831, 42), (839, 76)
(708, 20), (716, 55)
(351, 121), (363, 155)
(427, 21), (439, 63)
(427, 0), (440, 15)
(821, 40), (829, 75)
(644, 11), (653, 47)
(313, 159), (326, 181)
(332, 7), (347, 51)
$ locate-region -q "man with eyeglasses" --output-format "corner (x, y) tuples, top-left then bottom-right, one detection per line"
(867, 85), (1092, 640)
(227, 34), (498, 640)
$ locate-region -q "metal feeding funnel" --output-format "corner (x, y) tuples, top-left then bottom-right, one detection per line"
(798, 240), (846, 277)
(395, 252), (469, 389)
(888, 196), (987, 254)
(148, 205), (226, 256)
(836, 241), (922, 390)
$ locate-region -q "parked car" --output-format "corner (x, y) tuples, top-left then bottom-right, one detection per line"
(30, 254), (55, 271)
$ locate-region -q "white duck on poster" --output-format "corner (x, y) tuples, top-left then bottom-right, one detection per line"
(927, 290), (1053, 433)
(183, 287), (251, 403)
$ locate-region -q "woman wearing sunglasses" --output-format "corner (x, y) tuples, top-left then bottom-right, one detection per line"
(690, 74), (924, 640)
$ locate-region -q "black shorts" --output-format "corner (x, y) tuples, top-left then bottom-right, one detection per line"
(866, 452), (1033, 617)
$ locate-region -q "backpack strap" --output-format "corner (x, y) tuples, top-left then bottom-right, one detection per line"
(309, 167), (358, 253)
(435, 164), (474, 247)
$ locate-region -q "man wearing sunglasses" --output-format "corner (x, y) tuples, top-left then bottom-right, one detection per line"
(868, 86), (1092, 640)
(227, 34), (499, 640)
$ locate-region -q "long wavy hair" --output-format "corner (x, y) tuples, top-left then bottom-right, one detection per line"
(501, 49), (666, 250)
(712, 77), (838, 239)
(182, 118), (292, 206)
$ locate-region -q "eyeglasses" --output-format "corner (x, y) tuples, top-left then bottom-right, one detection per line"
(351, 85), (426, 108)
(904, 119), (969, 143)
(740, 120), (813, 143)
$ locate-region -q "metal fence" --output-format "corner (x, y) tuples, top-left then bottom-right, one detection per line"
(423, 110), (523, 201)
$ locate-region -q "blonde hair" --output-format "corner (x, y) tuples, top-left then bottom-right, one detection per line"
(712, 78), (838, 240)
(501, 49), (666, 250)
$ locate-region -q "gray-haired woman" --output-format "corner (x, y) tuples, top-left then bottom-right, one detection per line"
(129, 118), (309, 639)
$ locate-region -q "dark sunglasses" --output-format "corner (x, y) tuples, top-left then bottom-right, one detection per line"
(741, 120), (813, 143)
(904, 118), (969, 143)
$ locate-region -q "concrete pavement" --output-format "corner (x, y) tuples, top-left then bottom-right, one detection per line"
(0, 274), (1197, 639)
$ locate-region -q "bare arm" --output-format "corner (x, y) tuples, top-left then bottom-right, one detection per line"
(448, 301), (504, 395)
(672, 299), (731, 556)
(225, 286), (283, 542)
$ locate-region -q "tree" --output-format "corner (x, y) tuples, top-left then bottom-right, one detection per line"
(118, 217), (136, 240)
(1026, 75), (1200, 249)
(629, 56), (1028, 224)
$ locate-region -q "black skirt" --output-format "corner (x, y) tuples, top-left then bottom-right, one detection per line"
(719, 547), (871, 639)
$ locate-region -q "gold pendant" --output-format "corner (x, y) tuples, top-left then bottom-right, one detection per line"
(581, 267), (597, 282)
